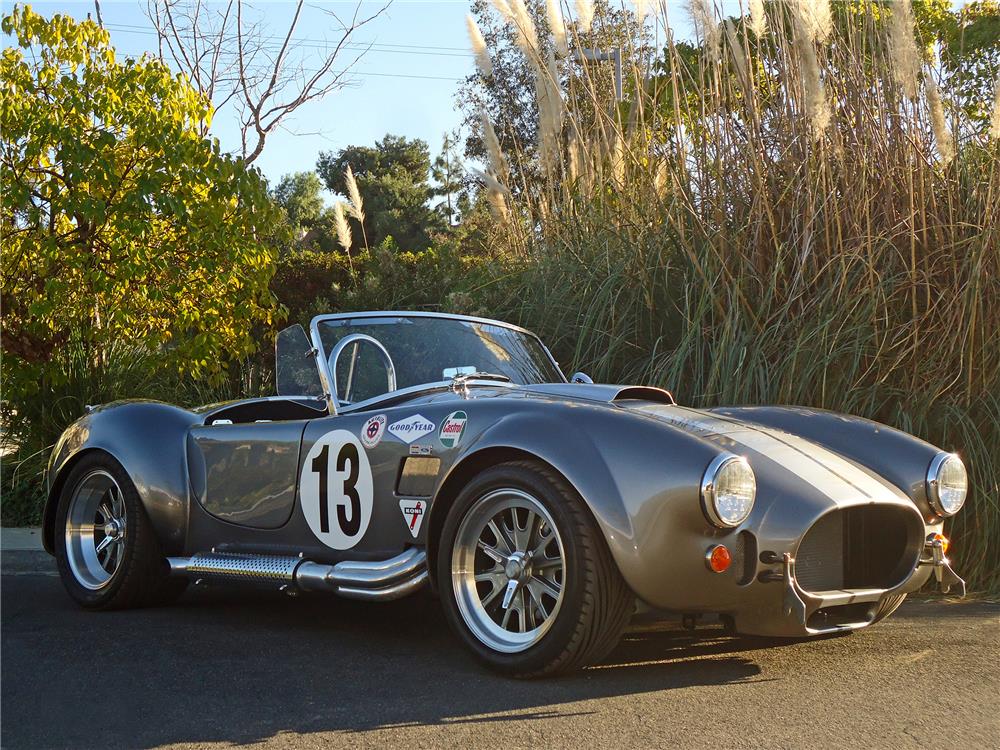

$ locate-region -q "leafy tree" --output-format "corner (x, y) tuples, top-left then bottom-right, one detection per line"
(0, 7), (281, 400)
(316, 134), (447, 253)
(272, 171), (326, 235)
(915, 0), (1000, 133)
(431, 131), (471, 226)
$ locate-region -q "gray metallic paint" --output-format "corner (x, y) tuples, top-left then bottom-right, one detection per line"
(44, 317), (963, 638)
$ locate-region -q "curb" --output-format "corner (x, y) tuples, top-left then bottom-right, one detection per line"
(1, 549), (56, 575)
(1, 527), (54, 574)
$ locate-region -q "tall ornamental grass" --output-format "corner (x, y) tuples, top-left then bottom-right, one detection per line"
(473, 1), (1000, 591)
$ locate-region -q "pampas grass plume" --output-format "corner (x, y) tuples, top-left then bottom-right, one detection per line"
(797, 0), (832, 44)
(333, 201), (352, 253)
(990, 75), (1000, 141)
(510, 0), (540, 57)
(575, 0), (594, 33)
(466, 14), (493, 77)
(344, 165), (365, 223)
(889, 0), (921, 102)
(547, 0), (568, 56)
(749, 0), (766, 38)
(925, 73), (954, 166)
(481, 110), (506, 177)
(687, 0), (719, 59)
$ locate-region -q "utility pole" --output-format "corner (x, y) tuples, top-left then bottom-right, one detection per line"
(573, 46), (624, 103)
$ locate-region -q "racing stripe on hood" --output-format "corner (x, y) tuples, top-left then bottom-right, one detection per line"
(629, 404), (897, 505)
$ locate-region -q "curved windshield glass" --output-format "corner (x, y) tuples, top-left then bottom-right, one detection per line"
(316, 315), (563, 403)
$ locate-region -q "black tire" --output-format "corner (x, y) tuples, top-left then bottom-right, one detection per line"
(55, 453), (187, 610)
(437, 460), (634, 677)
(872, 593), (907, 623)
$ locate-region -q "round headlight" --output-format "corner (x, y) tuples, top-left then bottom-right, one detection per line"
(701, 455), (756, 528)
(926, 453), (967, 517)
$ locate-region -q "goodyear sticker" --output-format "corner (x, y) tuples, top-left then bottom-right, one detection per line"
(388, 414), (435, 444)
(439, 410), (468, 449)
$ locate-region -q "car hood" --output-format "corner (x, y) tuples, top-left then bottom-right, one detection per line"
(622, 402), (908, 507)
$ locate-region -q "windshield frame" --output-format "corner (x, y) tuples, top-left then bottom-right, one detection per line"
(308, 311), (566, 414)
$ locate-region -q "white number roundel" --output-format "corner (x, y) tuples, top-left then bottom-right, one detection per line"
(300, 430), (373, 549)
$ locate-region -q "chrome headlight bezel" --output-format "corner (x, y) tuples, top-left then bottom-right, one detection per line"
(926, 452), (968, 517)
(701, 454), (757, 528)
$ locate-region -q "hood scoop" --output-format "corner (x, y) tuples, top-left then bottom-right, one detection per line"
(521, 383), (675, 405)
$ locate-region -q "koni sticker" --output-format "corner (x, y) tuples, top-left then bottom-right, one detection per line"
(439, 410), (468, 449)
(361, 414), (387, 449)
(399, 498), (426, 538)
(387, 414), (435, 444)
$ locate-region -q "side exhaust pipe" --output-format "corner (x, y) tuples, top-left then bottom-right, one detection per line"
(166, 548), (427, 602)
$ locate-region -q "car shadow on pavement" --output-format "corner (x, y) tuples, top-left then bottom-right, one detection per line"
(3, 579), (772, 748)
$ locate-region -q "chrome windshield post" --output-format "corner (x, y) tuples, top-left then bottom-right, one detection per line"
(309, 321), (338, 416)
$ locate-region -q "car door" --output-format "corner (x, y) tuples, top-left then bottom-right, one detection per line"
(296, 406), (442, 557)
(186, 421), (307, 529)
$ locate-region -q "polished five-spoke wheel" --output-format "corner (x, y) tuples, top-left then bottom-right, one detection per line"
(55, 453), (187, 609)
(64, 470), (128, 590)
(439, 460), (635, 677)
(453, 488), (566, 653)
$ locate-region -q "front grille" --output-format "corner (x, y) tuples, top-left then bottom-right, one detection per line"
(796, 506), (920, 593)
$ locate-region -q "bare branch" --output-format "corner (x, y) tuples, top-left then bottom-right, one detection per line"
(146, 0), (390, 163)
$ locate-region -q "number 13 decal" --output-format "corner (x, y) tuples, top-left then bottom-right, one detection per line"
(301, 430), (373, 549)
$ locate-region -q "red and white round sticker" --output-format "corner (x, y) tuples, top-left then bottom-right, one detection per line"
(361, 414), (387, 449)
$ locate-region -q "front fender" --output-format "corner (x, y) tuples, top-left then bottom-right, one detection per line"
(44, 401), (199, 555)
(432, 401), (722, 606)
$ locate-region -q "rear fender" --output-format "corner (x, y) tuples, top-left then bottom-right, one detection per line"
(44, 401), (199, 555)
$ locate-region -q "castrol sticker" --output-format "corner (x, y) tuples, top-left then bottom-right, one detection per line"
(439, 411), (468, 449)
(361, 414), (387, 448)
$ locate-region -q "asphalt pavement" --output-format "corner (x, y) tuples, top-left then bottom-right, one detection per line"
(2, 555), (998, 749)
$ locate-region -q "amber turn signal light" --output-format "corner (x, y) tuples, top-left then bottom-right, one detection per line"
(928, 532), (950, 556)
(705, 544), (732, 573)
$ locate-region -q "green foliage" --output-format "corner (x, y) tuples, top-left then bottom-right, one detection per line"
(316, 134), (447, 253)
(0, 6), (280, 401)
(431, 131), (472, 226)
(272, 171), (326, 235)
(270, 238), (493, 329)
(0, 339), (272, 527)
(929, 1), (1000, 130)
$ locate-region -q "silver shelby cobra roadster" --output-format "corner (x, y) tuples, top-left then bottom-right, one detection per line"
(45, 312), (968, 676)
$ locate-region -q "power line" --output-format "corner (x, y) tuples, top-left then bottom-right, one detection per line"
(107, 43), (464, 81)
(103, 22), (474, 57)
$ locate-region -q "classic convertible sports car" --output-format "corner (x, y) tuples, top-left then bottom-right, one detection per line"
(45, 311), (968, 676)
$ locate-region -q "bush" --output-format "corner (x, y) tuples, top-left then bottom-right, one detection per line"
(0, 341), (272, 527)
(271, 238), (496, 328)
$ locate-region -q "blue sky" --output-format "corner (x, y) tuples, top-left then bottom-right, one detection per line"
(4, 1), (718, 188)
(9, 1), (478, 185)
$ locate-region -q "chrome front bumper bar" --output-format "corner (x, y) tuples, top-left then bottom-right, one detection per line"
(763, 537), (966, 635)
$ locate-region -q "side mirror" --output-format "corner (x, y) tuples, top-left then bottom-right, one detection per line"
(570, 372), (594, 384)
